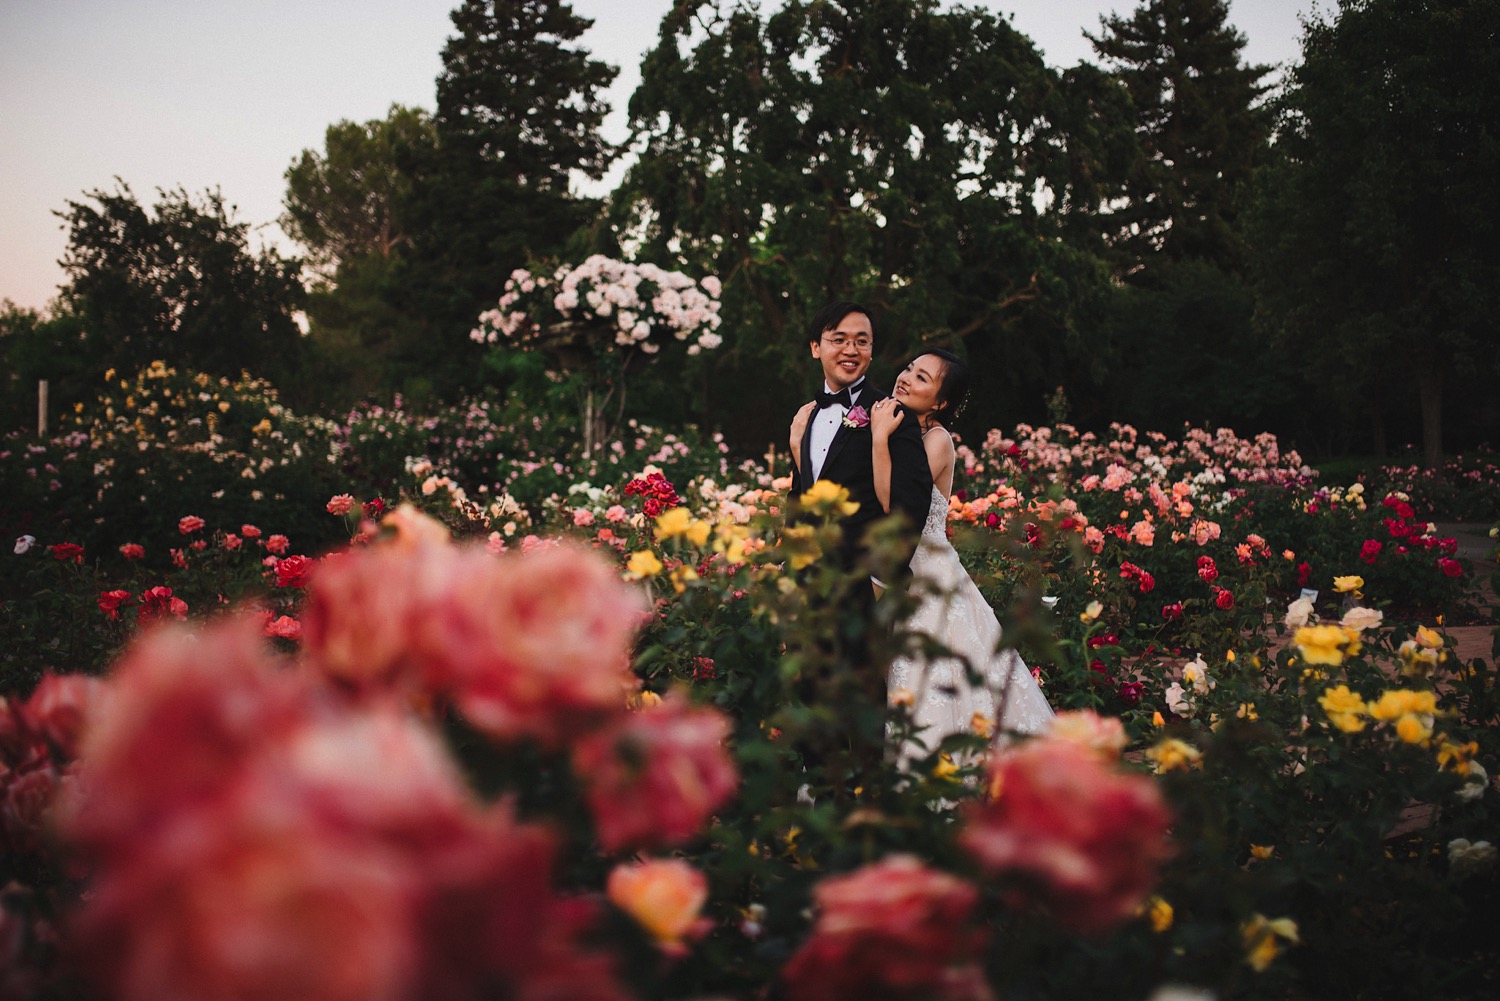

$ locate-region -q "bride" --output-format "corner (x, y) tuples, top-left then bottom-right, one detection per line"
(870, 349), (1053, 764)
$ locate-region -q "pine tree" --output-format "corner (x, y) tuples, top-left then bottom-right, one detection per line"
(395, 0), (618, 398)
(1088, 0), (1272, 272)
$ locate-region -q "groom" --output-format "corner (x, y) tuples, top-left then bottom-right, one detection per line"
(789, 300), (931, 578)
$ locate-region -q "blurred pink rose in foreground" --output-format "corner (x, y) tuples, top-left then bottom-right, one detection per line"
(60, 614), (632, 1001)
(573, 690), (738, 853)
(960, 736), (1173, 935)
(780, 853), (990, 1001)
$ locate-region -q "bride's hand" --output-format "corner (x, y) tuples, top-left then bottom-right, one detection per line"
(869, 397), (905, 440)
(789, 401), (816, 456)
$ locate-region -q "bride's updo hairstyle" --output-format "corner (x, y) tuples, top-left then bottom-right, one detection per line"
(921, 348), (970, 428)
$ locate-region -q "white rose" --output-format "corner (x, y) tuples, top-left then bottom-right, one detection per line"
(1448, 838), (1497, 876)
(14, 534), (36, 555)
(1340, 606), (1383, 632)
(1284, 596), (1315, 628)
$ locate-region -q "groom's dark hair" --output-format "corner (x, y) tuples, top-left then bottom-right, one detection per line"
(807, 301), (875, 346)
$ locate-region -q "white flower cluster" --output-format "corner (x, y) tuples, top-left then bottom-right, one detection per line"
(470, 256), (724, 356)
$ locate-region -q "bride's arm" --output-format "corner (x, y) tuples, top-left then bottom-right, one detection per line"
(870, 400), (905, 512)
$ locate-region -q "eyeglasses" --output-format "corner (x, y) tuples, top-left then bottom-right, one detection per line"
(821, 335), (873, 352)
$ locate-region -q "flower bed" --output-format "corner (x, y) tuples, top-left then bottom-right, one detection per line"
(3, 398), (1497, 999)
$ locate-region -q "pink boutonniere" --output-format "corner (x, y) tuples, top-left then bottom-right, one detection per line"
(842, 405), (870, 429)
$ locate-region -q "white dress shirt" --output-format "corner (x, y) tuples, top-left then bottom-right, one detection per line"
(808, 379), (864, 481)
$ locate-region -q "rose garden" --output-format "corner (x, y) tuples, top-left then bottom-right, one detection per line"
(5, 1), (1500, 999)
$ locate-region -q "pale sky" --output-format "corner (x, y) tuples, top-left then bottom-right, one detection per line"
(0, 0), (1311, 313)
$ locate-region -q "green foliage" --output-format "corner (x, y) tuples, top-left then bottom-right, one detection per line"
(280, 104), (434, 274)
(1088, 0), (1274, 272)
(616, 0), (1139, 448)
(54, 183), (307, 391)
(1249, 0), (1500, 467)
(392, 0), (619, 396)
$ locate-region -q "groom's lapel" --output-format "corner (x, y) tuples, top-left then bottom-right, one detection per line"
(821, 382), (878, 475)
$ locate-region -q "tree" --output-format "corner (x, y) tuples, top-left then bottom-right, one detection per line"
(616, 0), (1138, 447)
(1249, 0), (1500, 467)
(281, 104), (435, 277)
(56, 184), (306, 389)
(394, 0), (619, 397)
(1088, 0), (1273, 272)
(280, 106), (440, 407)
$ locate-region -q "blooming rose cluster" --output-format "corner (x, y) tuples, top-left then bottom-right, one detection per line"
(624, 470), (682, 519)
(60, 615), (634, 1001)
(471, 255), (724, 356)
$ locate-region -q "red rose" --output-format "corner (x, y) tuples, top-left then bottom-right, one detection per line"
(1196, 556), (1218, 584)
(1359, 539), (1383, 564)
(138, 586), (188, 624)
(1296, 562), (1311, 587)
(177, 515), (205, 535)
(119, 543), (145, 560)
(1137, 570), (1155, 593)
(98, 590), (135, 620)
(1161, 602), (1184, 621)
(1214, 587), (1235, 610)
(48, 542), (84, 563)
(691, 657), (716, 680)
(1117, 681), (1144, 706)
(780, 855), (987, 1001)
(274, 554), (315, 589)
(1438, 557), (1463, 578)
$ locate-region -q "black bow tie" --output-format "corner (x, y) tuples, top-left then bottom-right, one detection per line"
(816, 387), (855, 409)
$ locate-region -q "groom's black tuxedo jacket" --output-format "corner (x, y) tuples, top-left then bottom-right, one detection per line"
(791, 381), (932, 574)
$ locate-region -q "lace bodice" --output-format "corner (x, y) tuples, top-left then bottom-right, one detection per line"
(920, 486), (949, 543)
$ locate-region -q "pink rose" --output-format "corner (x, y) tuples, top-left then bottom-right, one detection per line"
(118, 542), (145, 560)
(572, 691), (738, 852)
(325, 493), (356, 516)
(842, 405), (870, 429)
(177, 515), (205, 535)
(274, 554), (315, 589)
(265, 534), (290, 555)
(780, 854), (987, 1001)
(960, 737), (1173, 935)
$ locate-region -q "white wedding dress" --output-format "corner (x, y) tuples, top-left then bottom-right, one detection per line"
(887, 486), (1054, 765)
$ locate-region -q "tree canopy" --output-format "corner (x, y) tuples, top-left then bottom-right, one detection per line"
(1249, 0), (1500, 466)
(56, 183), (306, 390)
(281, 104), (435, 277)
(1088, 0), (1273, 273)
(615, 0), (1139, 441)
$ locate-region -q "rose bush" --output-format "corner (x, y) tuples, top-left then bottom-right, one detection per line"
(2, 407), (1497, 1000)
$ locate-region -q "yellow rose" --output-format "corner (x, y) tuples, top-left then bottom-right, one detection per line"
(1145, 896), (1174, 933)
(626, 550), (664, 579)
(1294, 624), (1360, 666)
(1250, 844), (1275, 861)
(780, 525), (821, 571)
(1368, 689), (1438, 720)
(1318, 685), (1368, 733)
(1332, 575), (1364, 593)
(1242, 914), (1299, 972)
(1146, 738), (1202, 773)
(800, 479), (859, 517)
(1080, 600), (1104, 622)
(655, 507), (692, 539)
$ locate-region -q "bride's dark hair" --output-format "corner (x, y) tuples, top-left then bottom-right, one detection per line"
(919, 348), (970, 427)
